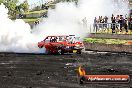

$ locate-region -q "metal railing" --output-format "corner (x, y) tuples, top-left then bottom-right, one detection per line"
(92, 23), (121, 33)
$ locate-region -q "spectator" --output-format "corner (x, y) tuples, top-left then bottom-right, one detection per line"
(103, 16), (108, 28)
(119, 15), (124, 32)
(34, 20), (40, 25)
(111, 14), (115, 32)
(125, 14), (128, 19)
(111, 17), (116, 33)
(124, 18), (128, 33)
(111, 14), (114, 22)
(129, 16), (132, 32)
(116, 15), (120, 22)
(104, 16), (108, 23)
(93, 17), (98, 32)
(100, 16), (104, 23)
(116, 15), (120, 31)
(98, 16), (103, 28)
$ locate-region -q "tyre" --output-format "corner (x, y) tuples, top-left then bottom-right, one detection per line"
(58, 49), (64, 55)
(76, 50), (81, 54)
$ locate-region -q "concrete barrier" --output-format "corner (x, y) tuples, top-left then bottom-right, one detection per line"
(83, 42), (132, 53)
(89, 33), (132, 40)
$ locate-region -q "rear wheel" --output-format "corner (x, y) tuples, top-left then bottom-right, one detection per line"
(76, 50), (81, 54)
(58, 49), (64, 55)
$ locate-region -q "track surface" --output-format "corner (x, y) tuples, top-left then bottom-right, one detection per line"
(0, 52), (132, 88)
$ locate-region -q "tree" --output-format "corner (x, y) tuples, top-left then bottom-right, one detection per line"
(20, 0), (29, 12)
(7, 1), (17, 14)
(0, 0), (19, 18)
(0, 0), (4, 4)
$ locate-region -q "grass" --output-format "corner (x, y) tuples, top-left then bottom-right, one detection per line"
(25, 10), (48, 15)
(45, 3), (56, 6)
(22, 17), (44, 23)
(22, 18), (39, 23)
(84, 38), (131, 45)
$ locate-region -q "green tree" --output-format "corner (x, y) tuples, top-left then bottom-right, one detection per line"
(0, 0), (19, 18)
(0, 0), (4, 4)
(20, 0), (29, 12)
(7, 1), (18, 15)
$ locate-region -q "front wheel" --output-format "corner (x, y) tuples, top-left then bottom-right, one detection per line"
(45, 49), (50, 54)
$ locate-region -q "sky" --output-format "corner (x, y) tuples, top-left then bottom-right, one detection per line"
(19, 0), (51, 5)
(18, 0), (53, 9)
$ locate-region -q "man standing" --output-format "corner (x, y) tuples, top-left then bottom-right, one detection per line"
(119, 15), (124, 32)
(93, 17), (98, 32)
(112, 17), (116, 33)
(104, 16), (108, 28)
(124, 18), (128, 33)
(116, 15), (120, 31)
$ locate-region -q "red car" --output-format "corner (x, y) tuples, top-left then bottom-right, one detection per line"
(38, 35), (84, 54)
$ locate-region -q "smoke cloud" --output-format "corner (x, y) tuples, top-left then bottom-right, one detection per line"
(34, 0), (129, 38)
(0, 0), (130, 53)
(0, 4), (40, 53)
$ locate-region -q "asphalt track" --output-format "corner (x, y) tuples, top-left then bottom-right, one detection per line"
(0, 52), (132, 88)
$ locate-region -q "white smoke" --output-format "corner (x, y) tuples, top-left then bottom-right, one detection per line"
(0, 0), (130, 53)
(33, 2), (86, 39)
(33, 0), (129, 38)
(0, 4), (41, 53)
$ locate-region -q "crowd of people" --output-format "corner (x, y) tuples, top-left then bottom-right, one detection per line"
(93, 16), (108, 31)
(93, 14), (131, 33)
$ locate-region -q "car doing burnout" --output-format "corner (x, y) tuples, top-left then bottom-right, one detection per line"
(38, 35), (84, 54)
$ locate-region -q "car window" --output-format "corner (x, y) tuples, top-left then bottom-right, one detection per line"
(50, 37), (58, 42)
(45, 37), (51, 43)
(58, 36), (63, 42)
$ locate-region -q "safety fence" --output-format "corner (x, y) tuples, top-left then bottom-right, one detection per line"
(92, 23), (121, 33)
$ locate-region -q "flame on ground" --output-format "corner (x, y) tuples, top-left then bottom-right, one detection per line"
(78, 66), (86, 76)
